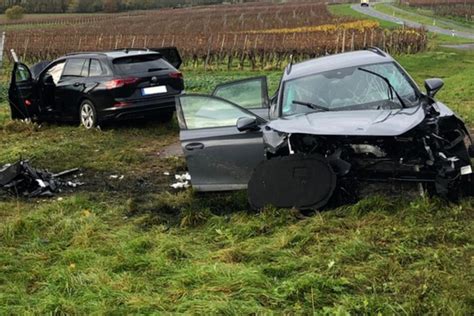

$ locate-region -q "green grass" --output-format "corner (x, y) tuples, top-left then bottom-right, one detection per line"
(396, 48), (474, 124)
(1, 194), (473, 314)
(374, 3), (474, 36)
(393, 3), (474, 31)
(328, 3), (399, 29)
(1, 49), (473, 314)
(428, 32), (474, 45)
(329, 3), (473, 45)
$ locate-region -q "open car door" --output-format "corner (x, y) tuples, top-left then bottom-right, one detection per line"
(8, 62), (38, 120)
(150, 47), (182, 70)
(176, 94), (266, 191)
(212, 77), (270, 119)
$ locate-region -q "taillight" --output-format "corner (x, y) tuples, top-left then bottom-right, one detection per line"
(169, 71), (183, 79)
(113, 102), (129, 108)
(105, 77), (139, 89)
(24, 100), (32, 106)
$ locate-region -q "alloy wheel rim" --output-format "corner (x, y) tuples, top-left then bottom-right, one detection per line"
(81, 103), (94, 129)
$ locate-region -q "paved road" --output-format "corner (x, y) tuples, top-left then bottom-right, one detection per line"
(351, 4), (474, 41)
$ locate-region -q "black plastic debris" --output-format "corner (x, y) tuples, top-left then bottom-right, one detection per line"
(248, 154), (337, 210)
(0, 160), (81, 198)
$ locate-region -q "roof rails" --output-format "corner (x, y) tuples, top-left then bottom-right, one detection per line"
(113, 48), (154, 53)
(65, 51), (106, 56)
(65, 49), (159, 57)
(365, 46), (387, 57)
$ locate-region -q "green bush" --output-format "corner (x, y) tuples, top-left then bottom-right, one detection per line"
(5, 5), (25, 20)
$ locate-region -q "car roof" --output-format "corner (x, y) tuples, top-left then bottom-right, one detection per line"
(63, 49), (161, 59)
(283, 49), (395, 81)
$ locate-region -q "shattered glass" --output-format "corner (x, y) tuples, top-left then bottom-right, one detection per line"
(282, 62), (418, 116)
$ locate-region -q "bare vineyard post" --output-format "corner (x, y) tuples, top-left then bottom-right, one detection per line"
(22, 38), (29, 61)
(351, 32), (355, 51)
(341, 29), (346, 53)
(204, 35), (213, 71)
(0, 32), (5, 69)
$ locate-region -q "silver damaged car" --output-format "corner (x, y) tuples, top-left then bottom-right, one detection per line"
(175, 47), (473, 209)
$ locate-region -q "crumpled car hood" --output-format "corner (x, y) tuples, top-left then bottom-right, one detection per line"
(268, 106), (426, 136)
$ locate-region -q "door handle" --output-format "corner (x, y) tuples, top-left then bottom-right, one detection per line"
(73, 82), (84, 87)
(185, 143), (204, 151)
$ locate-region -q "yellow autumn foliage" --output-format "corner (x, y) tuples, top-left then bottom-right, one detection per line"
(243, 20), (380, 34)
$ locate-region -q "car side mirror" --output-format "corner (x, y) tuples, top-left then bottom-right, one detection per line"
(424, 78), (444, 98)
(237, 117), (259, 132)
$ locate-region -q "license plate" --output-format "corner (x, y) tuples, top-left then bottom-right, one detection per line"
(461, 165), (473, 175)
(142, 85), (167, 96)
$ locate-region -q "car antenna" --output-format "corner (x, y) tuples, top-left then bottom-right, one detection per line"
(286, 54), (294, 75)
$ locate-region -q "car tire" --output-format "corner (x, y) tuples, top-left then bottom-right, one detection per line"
(79, 100), (98, 129)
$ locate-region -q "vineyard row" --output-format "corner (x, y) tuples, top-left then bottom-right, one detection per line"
(6, 28), (428, 70)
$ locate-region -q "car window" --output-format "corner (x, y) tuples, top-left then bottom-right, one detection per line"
(14, 64), (31, 83)
(80, 59), (90, 77)
(45, 61), (66, 85)
(61, 58), (87, 80)
(89, 59), (105, 77)
(180, 96), (255, 129)
(282, 62), (419, 116)
(213, 78), (266, 109)
(113, 54), (170, 75)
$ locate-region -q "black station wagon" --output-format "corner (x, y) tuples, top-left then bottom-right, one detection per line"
(9, 48), (184, 128)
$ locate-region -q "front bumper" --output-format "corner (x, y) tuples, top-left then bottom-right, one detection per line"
(100, 95), (178, 121)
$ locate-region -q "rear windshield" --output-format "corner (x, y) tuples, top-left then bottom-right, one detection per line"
(113, 54), (170, 75)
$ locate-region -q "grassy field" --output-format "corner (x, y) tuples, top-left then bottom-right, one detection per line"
(328, 3), (473, 46)
(1, 44), (473, 314)
(392, 3), (474, 31)
(374, 3), (474, 34)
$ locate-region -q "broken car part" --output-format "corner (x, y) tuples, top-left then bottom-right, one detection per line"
(0, 160), (82, 198)
(248, 154), (336, 209)
(170, 173), (191, 189)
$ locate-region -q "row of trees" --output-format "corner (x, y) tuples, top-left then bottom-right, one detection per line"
(0, 0), (237, 13)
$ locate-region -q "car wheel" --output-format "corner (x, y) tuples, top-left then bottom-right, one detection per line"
(79, 100), (98, 129)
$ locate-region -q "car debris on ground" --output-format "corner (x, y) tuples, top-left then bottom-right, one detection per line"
(0, 160), (83, 198)
(109, 174), (125, 180)
(169, 172), (191, 189)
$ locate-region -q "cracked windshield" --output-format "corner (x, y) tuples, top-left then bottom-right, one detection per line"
(282, 62), (418, 116)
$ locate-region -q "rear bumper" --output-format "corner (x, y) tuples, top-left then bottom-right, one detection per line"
(100, 95), (178, 121)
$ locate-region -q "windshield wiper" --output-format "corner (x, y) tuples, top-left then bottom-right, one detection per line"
(358, 67), (407, 108)
(292, 100), (330, 112)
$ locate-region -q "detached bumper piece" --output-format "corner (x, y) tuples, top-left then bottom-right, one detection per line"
(0, 160), (81, 198)
(248, 154), (337, 210)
